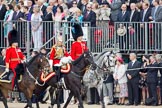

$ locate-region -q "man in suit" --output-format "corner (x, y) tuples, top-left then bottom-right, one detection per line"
(27, 0), (33, 14)
(117, 4), (130, 50)
(140, 2), (152, 22)
(107, 0), (122, 23)
(0, 0), (6, 20)
(42, 6), (53, 48)
(83, 3), (96, 27)
(155, 54), (162, 105)
(38, 0), (47, 16)
(78, 0), (88, 14)
(146, 56), (159, 106)
(12, 5), (24, 21)
(140, 2), (151, 50)
(149, 0), (162, 50)
(0, 0), (7, 48)
(128, 3), (140, 50)
(126, 53), (141, 106)
(83, 3), (96, 51)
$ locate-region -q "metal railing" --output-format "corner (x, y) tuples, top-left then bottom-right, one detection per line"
(0, 21), (162, 57)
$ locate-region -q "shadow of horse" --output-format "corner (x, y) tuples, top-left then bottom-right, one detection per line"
(0, 53), (50, 108)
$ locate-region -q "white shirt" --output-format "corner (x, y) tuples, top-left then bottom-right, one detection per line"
(0, 5), (2, 10)
(131, 59), (136, 66)
(130, 10), (135, 22)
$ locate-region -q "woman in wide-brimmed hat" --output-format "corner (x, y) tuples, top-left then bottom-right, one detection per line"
(113, 57), (128, 105)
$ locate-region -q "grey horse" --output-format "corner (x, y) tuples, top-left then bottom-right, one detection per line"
(83, 51), (116, 108)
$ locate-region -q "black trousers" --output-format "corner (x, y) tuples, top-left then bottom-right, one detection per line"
(147, 82), (158, 105)
(160, 79), (162, 103)
(127, 81), (140, 104)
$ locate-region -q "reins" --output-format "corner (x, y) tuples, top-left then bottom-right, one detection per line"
(26, 67), (46, 86)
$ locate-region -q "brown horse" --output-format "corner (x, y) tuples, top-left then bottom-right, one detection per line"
(0, 53), (50, 108)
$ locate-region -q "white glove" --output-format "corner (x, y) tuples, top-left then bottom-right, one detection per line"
(22, 59), (26, 63)
(49, 60), (53, 70)
(5, 68), (9, 72)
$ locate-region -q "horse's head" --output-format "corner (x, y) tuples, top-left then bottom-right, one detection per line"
(103, 51), (116, 73)
(83, 50), (97, 70)
(27, 53), (50, 74)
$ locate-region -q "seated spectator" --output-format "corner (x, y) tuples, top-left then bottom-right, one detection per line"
(113, 57), (128, 105)
(98, 2), (111, 21)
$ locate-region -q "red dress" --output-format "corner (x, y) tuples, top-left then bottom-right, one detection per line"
(70, 41), (88, 60)
(49, 45), (69, 66)
(5, 46), (25, 89)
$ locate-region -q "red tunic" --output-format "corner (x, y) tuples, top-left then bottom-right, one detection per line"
(49, 45), (69, 65)
(70, 41), (88, 60)
(5, 46), (25, 89)
(6, 47), (25, 69)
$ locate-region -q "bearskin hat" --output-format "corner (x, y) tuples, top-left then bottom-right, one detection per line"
(8, 29), (19, 46)
(71, 23), (83, 41)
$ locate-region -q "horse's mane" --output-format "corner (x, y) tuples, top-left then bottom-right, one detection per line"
(95, 51), (109, 61)
(26, 53), (40, 66)
(95, 51), (111, 67)
(72, 53), (84, 65)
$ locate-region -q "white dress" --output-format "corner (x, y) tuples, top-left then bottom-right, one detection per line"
(31, 13), (43, 51)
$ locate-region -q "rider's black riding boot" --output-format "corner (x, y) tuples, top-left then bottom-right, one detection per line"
(14, 77), (19, 91)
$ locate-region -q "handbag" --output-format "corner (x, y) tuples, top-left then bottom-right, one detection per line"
(114, 80), (120, 93)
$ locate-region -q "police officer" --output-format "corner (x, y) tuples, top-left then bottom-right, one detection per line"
(70, 23), (88, 60)
(5, 29), (26, 90)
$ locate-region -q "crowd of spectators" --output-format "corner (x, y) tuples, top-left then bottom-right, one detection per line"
(0, 0), (162, 51)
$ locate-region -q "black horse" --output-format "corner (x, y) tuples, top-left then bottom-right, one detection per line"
(27, 50), (96, 108)
(62, 50), (97, 108)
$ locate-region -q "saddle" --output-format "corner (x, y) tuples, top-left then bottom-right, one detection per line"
(0, 71), (22, 83)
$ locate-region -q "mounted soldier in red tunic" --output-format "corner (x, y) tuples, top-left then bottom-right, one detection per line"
(49, 36), (69, 84)
(5, 29), (26, 90)
(70, 23), (88, 60)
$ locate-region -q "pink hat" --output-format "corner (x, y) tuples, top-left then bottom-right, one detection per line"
(116, 57), (124, 63)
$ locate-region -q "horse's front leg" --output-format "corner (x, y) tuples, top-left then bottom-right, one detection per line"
(56, 89), (61, 108)
(35, 95), (40, 108)
(0, 88), (9, 108)
(48, 87), (55, 108)
(75, 89), (84, 108)
(63, 91), (73, 108)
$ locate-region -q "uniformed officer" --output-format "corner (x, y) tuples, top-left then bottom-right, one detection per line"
(70, 23), (88, 60)
(49, 36), (69, 82)
(5, 29), (26, 90)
